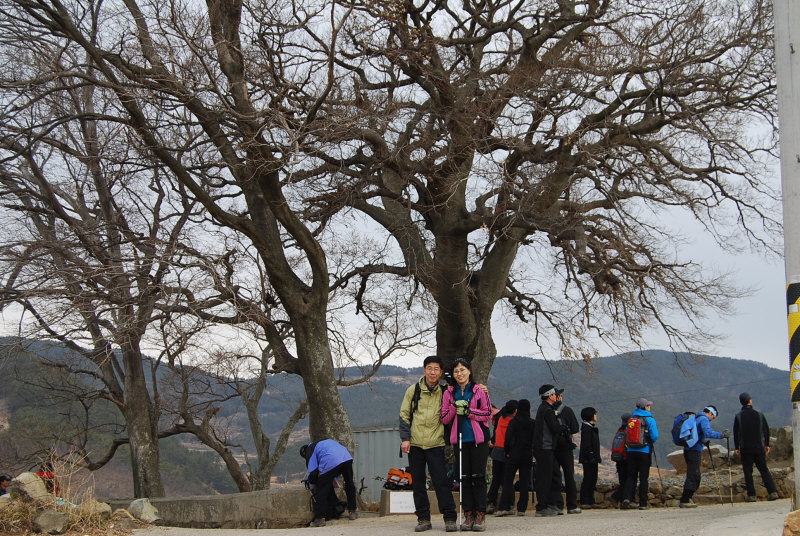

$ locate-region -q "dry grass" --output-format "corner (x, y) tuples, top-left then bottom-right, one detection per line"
(0, 452), (140, 535)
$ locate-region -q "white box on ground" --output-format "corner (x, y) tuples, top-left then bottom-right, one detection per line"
(388, 491), (416, 513)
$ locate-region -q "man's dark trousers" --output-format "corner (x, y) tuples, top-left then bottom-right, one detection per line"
(680, 449), (702, 503)
(312, 460), (357, 519)
(623, 451), (651, 507)
(408, 446), (456, 522)
(741, 451), (777, 496)
(554, 447), (578, 510)
(533, 448), (560, 511)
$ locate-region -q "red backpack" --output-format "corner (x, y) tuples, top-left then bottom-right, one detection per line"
(610, 425), (627, 462)
(625, 416), (650, 449)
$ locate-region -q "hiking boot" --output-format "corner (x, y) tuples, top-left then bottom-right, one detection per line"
(745, 496), (757, 502)
(679, 501), (697, 508)
(769, 492), (779, 501)
(535, 507), (558, 517)
(349, 511), (358, 520)
(621, 500), (631, 510)
(414, 520), (432, 532)
(638, 505), (650, 510)
(567, 507), (582, 514)
(460, 511), (474, 531)
(444, 520), (458, 532)
(516, 510), (526, 516)
(472, 511), (486, 532)
(486, 503), (496, 515)
(309, 518), (326, 527)
(494, 509), (512, 517)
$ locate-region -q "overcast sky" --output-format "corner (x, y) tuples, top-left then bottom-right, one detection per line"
(487, 235), (789, 372)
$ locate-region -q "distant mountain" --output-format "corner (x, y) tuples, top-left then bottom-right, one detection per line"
(0, 338), (789, 495)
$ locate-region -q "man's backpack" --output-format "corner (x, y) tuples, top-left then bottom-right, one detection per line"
(610, 425), (627, 462)
(625, 416), (650, 449)
(671, 412), (698, 447)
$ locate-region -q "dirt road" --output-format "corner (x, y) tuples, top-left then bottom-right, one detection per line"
(134, 499), (790, 536)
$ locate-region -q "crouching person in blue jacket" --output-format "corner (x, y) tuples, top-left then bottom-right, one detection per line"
(679, 405), (729, 508)
(301, 439), (358, 526)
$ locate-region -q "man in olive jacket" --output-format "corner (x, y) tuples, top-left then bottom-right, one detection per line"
(399, 355), (457, 532)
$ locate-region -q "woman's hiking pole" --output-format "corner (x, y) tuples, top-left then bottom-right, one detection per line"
(705, 442), (724, 505)
(726, 436), (734, 505)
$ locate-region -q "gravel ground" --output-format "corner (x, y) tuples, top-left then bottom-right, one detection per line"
(133, 498), (791, 536)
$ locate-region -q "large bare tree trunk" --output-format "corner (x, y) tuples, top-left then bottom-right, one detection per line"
(120, 348), (164, 497)
(294, 315), (353, 449)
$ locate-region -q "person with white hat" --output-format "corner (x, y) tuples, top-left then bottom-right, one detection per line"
(678, 405), (728, 508)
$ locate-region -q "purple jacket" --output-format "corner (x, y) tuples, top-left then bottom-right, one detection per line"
(441, 383), (492, 445)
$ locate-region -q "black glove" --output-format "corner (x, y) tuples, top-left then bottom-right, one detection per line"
(308, 469), (319, 484)
(721, 429), (730, 439)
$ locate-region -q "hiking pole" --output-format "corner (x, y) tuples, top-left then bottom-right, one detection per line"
(651, 447), (664, 502)
(705, 442), (724, 505)
(726, 436), (734, 506)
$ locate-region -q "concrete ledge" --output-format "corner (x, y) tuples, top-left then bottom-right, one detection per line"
(105, 486), (313, 529)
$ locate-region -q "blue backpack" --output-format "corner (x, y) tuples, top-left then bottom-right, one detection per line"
(671, 412), (699, 447)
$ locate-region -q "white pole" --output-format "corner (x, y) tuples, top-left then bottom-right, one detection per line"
(773, 0), (800, 511)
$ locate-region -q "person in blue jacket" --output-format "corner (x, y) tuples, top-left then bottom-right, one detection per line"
(621, 398), (658, 510)
(679, 405), (729, 508)
(300, 439), (358, 526)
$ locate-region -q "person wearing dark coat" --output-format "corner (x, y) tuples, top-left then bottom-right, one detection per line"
(496, 399), (534, 516)
(733, 392), (778, 502)
(578, 407), (601, 508)
(486, 400), (517, 514)
(533, 384), (563, 517)
(553, 391), (580, 514)
(610, 412), (631, 506)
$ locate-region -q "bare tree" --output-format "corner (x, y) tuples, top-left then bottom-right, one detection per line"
(151, 233), (430, 490)
(0, 71), (198, 495)
(291, 0), (779, 378)
(0, 0), (410, 450)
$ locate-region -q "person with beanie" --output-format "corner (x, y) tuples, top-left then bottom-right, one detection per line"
(610, 412), (632, 507)
(553, 390), (581, 514)
(622, 398), (658, 510)
(579, 407), (600, 508)
(0, 475), (10, 496)
(496, 398), (534, 516)
(679, 405), (729, 508)
(733, 392), (779, 502)
(441, 358), (492, 531)
(486, 400), (517, 514)
(532, 384), (563, 517)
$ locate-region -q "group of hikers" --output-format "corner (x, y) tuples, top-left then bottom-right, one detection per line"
(301, 355), (780, 531)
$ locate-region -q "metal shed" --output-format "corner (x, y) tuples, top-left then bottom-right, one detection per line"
(353, 428), (407, 502)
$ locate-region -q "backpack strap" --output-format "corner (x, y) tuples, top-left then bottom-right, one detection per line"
(408, 383), (422, 427)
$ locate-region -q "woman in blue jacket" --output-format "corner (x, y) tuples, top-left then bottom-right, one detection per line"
(622, 398), (658, 510)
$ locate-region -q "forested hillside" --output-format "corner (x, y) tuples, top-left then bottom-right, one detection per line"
(0, 338), (788, 497)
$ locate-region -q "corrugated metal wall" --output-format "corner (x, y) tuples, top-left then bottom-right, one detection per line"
(353, 428), (408, 502)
